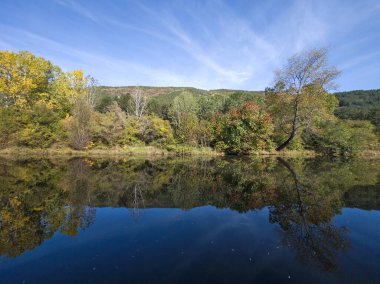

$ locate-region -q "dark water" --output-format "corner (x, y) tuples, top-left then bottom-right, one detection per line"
(0, 157), (379, 284)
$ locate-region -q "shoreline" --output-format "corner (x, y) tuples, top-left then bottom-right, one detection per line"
(0, 146), (378, 159)
(0, 146), (220, 158)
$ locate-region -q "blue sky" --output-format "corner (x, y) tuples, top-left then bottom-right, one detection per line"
(1, 0), (379, 90)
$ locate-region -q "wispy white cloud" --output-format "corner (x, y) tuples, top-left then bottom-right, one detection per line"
(0, 24), (190, 85)
(54, 0), (100, 23)
(2, 0), (379, 90)
(161, 18), (251, 84)
(51, 0), (257, 86)
(111, 2), (253, 85)
(339, 50), (380, 71)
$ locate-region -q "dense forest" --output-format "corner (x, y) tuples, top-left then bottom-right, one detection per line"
(334, 89), (380, 133)
(0, 49), (379, 156)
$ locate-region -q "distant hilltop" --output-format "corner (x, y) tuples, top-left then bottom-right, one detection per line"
(96, 86), (264, 98)
(97, 85), (380, 104)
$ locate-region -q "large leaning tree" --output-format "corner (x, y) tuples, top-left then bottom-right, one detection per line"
(266, 48), (340, 151)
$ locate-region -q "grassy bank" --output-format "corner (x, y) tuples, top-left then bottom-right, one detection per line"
(0, 146), (316, 158)
(0, 146), (222, 158)
(1, 146), (379, 159)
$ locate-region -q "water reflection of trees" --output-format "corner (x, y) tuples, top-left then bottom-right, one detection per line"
(61, 158), (96, 236)
(0, 159), (67, 257)
(0, 157), (378, 270)
(270, 158), (349, 272)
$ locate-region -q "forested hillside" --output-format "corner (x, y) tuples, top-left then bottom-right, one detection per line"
(335, 89), (380, 107)
(334, 89), (380, 132)
(96, 86), (380, 114)
(96, 86), (380, 135)
(94, 86), (264, 116)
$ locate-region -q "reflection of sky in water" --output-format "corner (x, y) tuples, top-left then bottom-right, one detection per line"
(1, 207), (379, 284)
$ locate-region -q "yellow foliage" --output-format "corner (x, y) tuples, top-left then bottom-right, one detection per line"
(0, 50), (60, 108)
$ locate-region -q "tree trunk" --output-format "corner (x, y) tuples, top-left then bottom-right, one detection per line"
(276, 94), (299, 151)
(276, 128), (297, 151)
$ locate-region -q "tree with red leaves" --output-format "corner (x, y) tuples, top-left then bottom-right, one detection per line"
(212, 101), (274, 154)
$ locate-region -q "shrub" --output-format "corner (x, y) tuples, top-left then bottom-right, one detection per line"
(303, 119), (378, 155)
(136, 115), (174, 146)
(14, 102), (63, 148)
(212, 101), (274, 154)
(122, 117), (142, 145)
(92, 102), (127, 146)
(67, 97), (93, 150)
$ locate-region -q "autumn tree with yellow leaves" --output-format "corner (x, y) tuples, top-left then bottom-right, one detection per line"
(0, 50), (94, 148)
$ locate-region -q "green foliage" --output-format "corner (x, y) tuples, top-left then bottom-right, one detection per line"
(122, 117), (142, 145)
(115, 93), (132, 114)
(95, 93), (114, 113)
(195, 120), (212, 147)
(176, 113), (199, 145)
(212, 101), (274, 154)
(266, 48), (340, 151)
(197, 95), (224, 120)
(0, 50), (378, 155)
(121, 115), (174, 146)
(92, 102), (127, 146)
(335, 89), (380, 108)
(303, 120), (378, 155)
(0, 107), (23, 147)
(369, 106), (380, 133)
(66, 97), (94, 150)
(136, 115), (175, 146)
(335, 89), (380, 133)
(267, 86), (340, 149)
(169, 92), (199, 130)
(147, 92), (179, 119)
(17, 102), (64, 148)
(0, 103), (65, 149)
(223, 91), (263, 112)
(49, 69), (97, 117)
(0, 51), (95, 149)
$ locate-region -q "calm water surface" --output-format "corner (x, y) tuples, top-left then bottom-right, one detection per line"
(0, 157), (379, 284)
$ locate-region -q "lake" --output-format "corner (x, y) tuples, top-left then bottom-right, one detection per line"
(0, 156), (379, 284)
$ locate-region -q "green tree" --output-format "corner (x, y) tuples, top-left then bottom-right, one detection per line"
(198, 95), (224, 120)
(95, 93), (114, 113)
(50, 69), (97, 115)
(122, 117), (141, 145)
(223, 91), (262, 112)
(66, 97), (94, 150)
(93, 102), (127, 146)
(115, 93), (132, 114)
(136, 115), (174, 146)
(266, 48), (340, 151)
(169, 92), (199, 131)
(18, 102), (65, 148)
(195, 120), (212, 147)
(303, 119), (378, 155)
(176, 113), (199, 145)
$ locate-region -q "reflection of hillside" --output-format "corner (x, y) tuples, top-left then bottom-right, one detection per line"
(0, 157), (378, 259)
(343, 182), (380, 210)
(59, 157), (379, 211)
